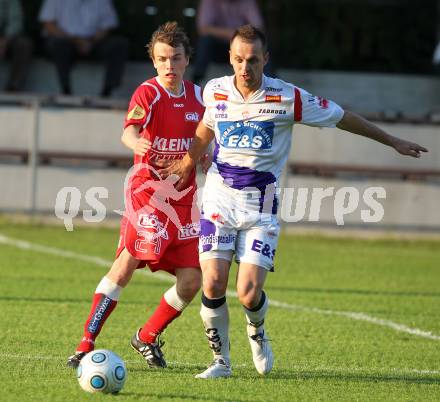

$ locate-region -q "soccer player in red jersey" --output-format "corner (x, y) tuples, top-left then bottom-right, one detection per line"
(67, 22), (205, 369)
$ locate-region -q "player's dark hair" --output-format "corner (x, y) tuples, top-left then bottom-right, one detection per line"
(147, 21), (192, 59)
(230, 24), (267, 52)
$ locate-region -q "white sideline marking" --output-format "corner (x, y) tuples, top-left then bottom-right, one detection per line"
(1, 353), (439, 377)
(1, 233), (440, 342)
(0, 233), (172, 283)
(267, 300), (440, 341)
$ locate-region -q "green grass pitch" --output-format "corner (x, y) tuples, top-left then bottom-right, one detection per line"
(0, 218), (439, 401)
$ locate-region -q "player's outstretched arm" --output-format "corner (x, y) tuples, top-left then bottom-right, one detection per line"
(121, 125), (150, 157)
(156, 122), (215, 189)
(336, 110), (428, 158)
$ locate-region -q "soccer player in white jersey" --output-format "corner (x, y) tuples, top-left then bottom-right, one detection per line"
(157, 25), (428, 378)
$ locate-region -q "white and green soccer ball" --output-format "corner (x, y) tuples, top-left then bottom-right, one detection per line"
(77, 349), (127, 394)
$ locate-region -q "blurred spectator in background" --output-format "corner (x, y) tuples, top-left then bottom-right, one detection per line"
(39, 0), (129, 97)
(192, 0), (271, 84)
(434, 0), (440, 73)
(0, 0), (33, 92)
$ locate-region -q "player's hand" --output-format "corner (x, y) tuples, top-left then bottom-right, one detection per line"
(133, 138), (151, 157)
(391, 138), (428, 158)
(199, 153), (212, 174)
(155, 159), (192, 190)
(73, 38), (93, 55)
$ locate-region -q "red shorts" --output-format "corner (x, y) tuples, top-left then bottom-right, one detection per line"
(115, 189), (200, 275)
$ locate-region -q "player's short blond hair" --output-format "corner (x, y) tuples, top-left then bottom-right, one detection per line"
(147, 21), (192, 60)
(230, 24), (267, 52)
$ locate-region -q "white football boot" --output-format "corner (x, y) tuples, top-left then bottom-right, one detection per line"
(247, 323), (273, 375)
(195, 358), (232, 379)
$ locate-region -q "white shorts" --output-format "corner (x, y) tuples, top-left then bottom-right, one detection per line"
(199, 176), (280, 271)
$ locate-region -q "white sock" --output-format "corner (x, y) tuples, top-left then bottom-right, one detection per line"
(243, 291), (268, 334)
(164, 284), (189, 311)
(200, 296), (230, 364)
(95, 276), (122, 301)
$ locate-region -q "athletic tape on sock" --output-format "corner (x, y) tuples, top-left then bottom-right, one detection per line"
(95, 276), (122, 301)
(201, 293), (226, 309)
(243, 291), (268, 325)
(164, 284), (189, 311)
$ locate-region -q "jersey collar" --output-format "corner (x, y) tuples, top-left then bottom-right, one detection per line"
(155, 76), (186, 99)
(230, 74), (266, 103)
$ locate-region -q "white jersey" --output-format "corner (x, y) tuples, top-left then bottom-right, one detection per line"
(202, 74), (344, 195)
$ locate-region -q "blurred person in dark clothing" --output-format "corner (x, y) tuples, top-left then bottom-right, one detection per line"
(39, 0), (128, 97)
(0, 0), (33, 92)
(434, 0), (440, 72)
(192, 0), (272, 84)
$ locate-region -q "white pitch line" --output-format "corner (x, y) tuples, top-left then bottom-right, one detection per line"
(0, 233), (172, 283)
(1, 233), (439, 342)
(1, 353), (439, 377)
(267, 300), (440, 341)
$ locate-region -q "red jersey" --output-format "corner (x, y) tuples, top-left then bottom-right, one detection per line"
(124, 77), (205, 205)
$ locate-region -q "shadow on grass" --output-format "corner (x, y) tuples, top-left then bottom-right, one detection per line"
(265, 368), (440, 385)
(265, 286), (440, 299)
(128, 365), (207, 374)
(119, 392), (246, 401)
(120, 366), (248, 402)
(0, 295), (160, 306)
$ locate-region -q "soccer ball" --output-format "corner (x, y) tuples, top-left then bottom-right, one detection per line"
(77, 349), (127, 394)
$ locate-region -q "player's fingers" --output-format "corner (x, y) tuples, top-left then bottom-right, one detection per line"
(408, 149), (421, 158)
(157, 167), (170, 179)
(134, 149), (146, 157)
(136, 146), (148, 154)
(155, 159), (173, 168)
(175, 177), (186, 191)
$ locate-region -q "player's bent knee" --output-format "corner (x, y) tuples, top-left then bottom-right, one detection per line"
(176, 268), (202, 296)
(177, 279), (201, 300)
(107, 248), (140, 286)
(237, 288), (262, 309)
(202, 280), (227, 299)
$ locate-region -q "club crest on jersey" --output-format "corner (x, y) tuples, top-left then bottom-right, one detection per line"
(185, 112), (200, 122)
(218, 120), (274, 150)
(214, 93), (228, 101)
(127, 104), (146, 120)
(265, 95), (281, 103)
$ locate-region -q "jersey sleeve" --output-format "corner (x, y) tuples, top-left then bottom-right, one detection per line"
(124, 84), (158, 129)
(293, 86), (344, 128)
(202, 80), (216, 130)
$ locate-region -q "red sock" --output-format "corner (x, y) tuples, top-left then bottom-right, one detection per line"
(76, 293), (117, 352)
(139, 296), (182, 343)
